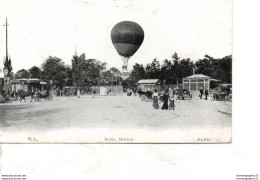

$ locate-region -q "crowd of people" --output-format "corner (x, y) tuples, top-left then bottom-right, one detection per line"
(152, 88), (175, 110)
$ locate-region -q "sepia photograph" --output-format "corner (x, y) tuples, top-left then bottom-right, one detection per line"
(0, 0), (232, 143)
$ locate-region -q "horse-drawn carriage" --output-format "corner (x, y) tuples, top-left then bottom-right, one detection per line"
(34, 91), (53, 101)
(210, 84), (231, 101)
(17, 90), (53, 102)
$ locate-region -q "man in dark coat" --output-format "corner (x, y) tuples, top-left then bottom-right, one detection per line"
(200, 88), (204, 99)
(205, 89), (209, 100)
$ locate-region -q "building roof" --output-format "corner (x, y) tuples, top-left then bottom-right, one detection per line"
(10, 78), (41, 84)
(137, 79), (160, 84)
(185, 74), (212, 79)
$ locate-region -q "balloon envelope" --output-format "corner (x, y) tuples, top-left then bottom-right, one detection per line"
(111, 21), (144, 58)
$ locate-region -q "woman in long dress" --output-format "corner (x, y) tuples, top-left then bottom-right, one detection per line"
(161, 90), (169, 110)
(168, 91), (175, 110)
(77, 89), (80, 98)
(152, 89), (159, 109)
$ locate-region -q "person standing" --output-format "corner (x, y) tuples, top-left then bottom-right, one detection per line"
(205, 89), (209, 100)
(30, 90), (35, 102)
(168, 91), (175, 110)
(161, 90), (169, 110)
(152, 89), (159, 109)
(133, 89), (137, 96)
(147, 87), (152, 99)
(200, 88), (204, 99)
(92, 88), (96, 98)
(77, 89), (80, 98)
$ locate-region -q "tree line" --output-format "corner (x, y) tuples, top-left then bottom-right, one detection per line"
(11, 52), (231, 90)
(124, 52), (232, 88)
(11, 53), (122, 90)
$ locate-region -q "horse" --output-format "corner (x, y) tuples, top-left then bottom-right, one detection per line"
(17, 90), (27, 102)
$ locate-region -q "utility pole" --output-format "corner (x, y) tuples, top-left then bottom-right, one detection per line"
(3, 18), (11, 95)
(5, 18), (8, 59)
(4, 18), (8, 59)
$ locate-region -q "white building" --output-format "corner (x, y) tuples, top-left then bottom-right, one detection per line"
(137, 79), (162, 92)
(182, 74), (213, 92)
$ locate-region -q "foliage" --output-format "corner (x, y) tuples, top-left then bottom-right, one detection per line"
(72, 53), (109, 87)
(41, 56), (68, 89)
(195, 55), (232, 83)
(126, 52), (232, 89)
(28, 66), (42, 79)
(15, 69), (30, 79)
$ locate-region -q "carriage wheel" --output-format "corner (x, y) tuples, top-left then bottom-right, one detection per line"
(49, 95), (53, 101)
(140, 95), (147, 102)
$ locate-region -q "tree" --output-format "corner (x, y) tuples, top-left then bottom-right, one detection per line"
(129, 63), (146, 82)
(29, 66), (42, 79)
(85, 58), (107, 85)
(195, 55), (214, 76)
(64, 66), (73, 86)
(72, 53), (88, 88)
(102, 70), (115, 85)
(41, 56), (68, 89)
(72, 53), (107, 87)
(15, 69), (30, 78)
(195, 55), (232, 83)
(145, 58), (161, 79)
(109, 67), (122, 85)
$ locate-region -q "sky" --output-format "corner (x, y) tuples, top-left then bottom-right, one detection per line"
(0, 0), (232, 74)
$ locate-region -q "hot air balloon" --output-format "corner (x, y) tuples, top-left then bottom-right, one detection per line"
(111, 21), (144, 78)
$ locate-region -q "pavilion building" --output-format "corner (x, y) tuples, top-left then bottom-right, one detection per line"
(182, 74), (215, 92)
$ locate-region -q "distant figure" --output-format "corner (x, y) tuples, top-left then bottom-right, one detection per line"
(30, 90), (35, 102)
(133, 89), (137, 96)
(14, 90), (19, 100)
(46, 89), (50, 96)
(225, 88), (231, 101)
(168, 91), (175, 110)
(205, 89), (209, 100)
(161, 90), (169, 110)
(37, 90), (42, 100)
(92, 88), (96, 98)
(147, 87), (152, 98)
(127, 89), (132, 96)
(200, 88), (204, 99)
(77, 89), (80, 98)
(152, 89), (159, 109)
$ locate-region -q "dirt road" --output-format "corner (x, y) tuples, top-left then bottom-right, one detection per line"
(0, 95), (231, 143)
